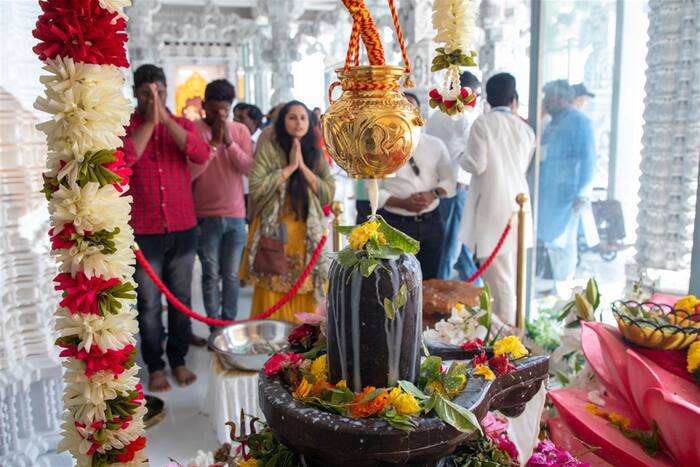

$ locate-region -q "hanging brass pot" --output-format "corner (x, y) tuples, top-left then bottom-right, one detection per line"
(322, 65), (424, 179)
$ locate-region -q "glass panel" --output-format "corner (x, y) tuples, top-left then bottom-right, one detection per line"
(533, 0), (647, 313)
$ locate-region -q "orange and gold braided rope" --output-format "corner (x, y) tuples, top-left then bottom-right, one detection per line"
(342, 0), (385, 66)
(387, 0), (414, 88)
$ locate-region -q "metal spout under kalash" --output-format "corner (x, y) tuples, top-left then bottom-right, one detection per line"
(257, 2), (548, 466)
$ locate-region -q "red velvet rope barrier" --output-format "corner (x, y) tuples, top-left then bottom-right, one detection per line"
(465, 219), (513, 283)
(133, 235), (328, 327)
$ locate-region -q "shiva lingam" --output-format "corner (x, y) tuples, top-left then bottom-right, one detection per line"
(258, 2), (548, 466)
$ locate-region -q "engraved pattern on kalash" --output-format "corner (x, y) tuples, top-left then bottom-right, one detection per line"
(322, 65), (424, 179)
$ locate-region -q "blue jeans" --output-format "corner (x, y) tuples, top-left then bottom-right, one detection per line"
(134, 228), (197, 373)
(197, 217), (247, 327)
(436, 187), (482, 285)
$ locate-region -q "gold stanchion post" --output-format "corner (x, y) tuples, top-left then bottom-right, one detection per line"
(515, 194), (528, 330)
(332, 201), (344, 252)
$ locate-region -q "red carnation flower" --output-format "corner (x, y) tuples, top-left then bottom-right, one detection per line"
(444, 99), (456, 109)
(59, 343), (135, 377)
(104, 150), (132, 192)
(263, 352), (304, 377)
(429, 88), (443, 102)
(33, 0), (129, 67)
(288, 323), (320, 349)
(473, 351), (487, 366)
(460, 87), (471, 99)
(462, 338), (483, 351)
(115, 436), (147, 463)
(54, 271), (122, 315)
(49, 223), (79, 250)
(488, 354), (516, 376)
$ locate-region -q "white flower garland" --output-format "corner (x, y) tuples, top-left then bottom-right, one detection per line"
(430, 0), (479, 116)
(34, 2), (146, 465)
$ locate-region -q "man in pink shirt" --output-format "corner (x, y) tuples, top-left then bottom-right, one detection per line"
(190, 79), (253, 328)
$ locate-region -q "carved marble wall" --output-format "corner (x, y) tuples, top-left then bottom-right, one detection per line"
(633, 0), (700, 274)
(1, 3), (64, 464)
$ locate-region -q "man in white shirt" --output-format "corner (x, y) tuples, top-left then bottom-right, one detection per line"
(425, 71), (482, 283)
(459, 73), (535, 325)
(377, 93), (456, 279)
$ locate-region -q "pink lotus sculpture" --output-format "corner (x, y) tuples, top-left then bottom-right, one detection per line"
(548, 322), (700, 466)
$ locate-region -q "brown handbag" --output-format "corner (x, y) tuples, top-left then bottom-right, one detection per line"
(253, 236), (288, 275)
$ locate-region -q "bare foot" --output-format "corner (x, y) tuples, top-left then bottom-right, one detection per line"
(148, 370), (171, 392)
(172, 366), (197, 387)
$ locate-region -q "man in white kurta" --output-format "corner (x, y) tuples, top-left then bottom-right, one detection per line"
(377, 93), (456, 279)
(459, 73), (535, 325)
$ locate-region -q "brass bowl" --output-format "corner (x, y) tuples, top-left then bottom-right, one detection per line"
(322, 65), (424, 179)
(611, 300), (700, 350)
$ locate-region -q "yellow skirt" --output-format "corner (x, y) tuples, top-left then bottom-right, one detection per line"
(250, 287), (316, 323)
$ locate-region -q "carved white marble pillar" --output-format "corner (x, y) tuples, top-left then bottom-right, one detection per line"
(125, 0), (162, 70)
(632, 0), (700, 278)
(257, 0), (305, 105)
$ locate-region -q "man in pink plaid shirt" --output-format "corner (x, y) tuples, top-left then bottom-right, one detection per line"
(122, 64), (209, 392)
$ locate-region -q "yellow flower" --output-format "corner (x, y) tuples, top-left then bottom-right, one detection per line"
(687, 341), (700, 374)
(675, 295), (700, 313)
(425, 380), (446, 396)
(494, 336), (529, 359)
(607, 411), (631, 430)
(585, 403), (603, 416)
(336, 379), (347, 389)
(473, 364), (495, 381)
(348, 221), (386, 250)
(310, 355), (328, 383)
(292, 378), (313, 400)
(388, 387), (421, 415)
(238, 457), (260, 467)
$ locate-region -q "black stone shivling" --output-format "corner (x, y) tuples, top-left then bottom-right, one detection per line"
(326, 255), (422, 392)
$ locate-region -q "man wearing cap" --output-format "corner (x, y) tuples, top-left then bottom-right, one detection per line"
(573, 83), (595, 110)
(537, 80), (596, 282)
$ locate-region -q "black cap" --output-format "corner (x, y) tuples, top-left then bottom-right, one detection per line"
(573, 83), (595, 98)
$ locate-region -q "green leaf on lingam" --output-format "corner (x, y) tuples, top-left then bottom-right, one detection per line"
(77, 149), (123, 188)
(419, 356), (442, 387)
(432, 394), (481, 434)
(336, 247), (359, 269)
(441, 363), (469, 398)
(358, 257), (378, 277)
(380, 406), (417, 431)
(398, 380), (429, 401)
(384, 297), (396, 320)
(375, 215), (419, 255)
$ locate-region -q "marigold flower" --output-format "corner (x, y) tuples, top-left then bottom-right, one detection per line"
(238, 457), (260, 467)
(493, 335), (529, 359)
(292, 378), (313, 400)
(348, 221), (386, 250)
(349, 386), (389, 418)
(687, 341), (700, 374)
(310, 354), (328, 383)
(473, 364), (495, 381)
(388, 387), (421, 415)
(675, 295), (700, 313)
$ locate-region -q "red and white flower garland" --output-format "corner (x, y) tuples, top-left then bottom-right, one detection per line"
(33, 0), (147, 465)
(429, 0), (478, 116)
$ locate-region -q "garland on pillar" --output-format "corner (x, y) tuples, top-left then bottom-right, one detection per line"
(32, 0), (147, 465)
(429, 0), (478, 116)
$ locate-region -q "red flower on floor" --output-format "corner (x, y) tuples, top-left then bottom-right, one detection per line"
(54, 271), (122, 315)
(488, 354), (516, 376)
(287, 323), (320, 349)
(115, 436), (147, 463)
(263, 352), (304, 376)
(33, 0), (129, 67)
(462, 338), (483, 351)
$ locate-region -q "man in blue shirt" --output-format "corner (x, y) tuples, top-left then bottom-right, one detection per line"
(537, 80), (596, 280)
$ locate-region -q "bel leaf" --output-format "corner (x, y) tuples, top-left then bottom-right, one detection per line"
(336, 248), (359, 269)
(334, 225), (355, 236)
(432, 394), (481, 434)
(375, 215), (420, 255)
(384, 297), (396, 320)
(397, 380), (429, 401)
